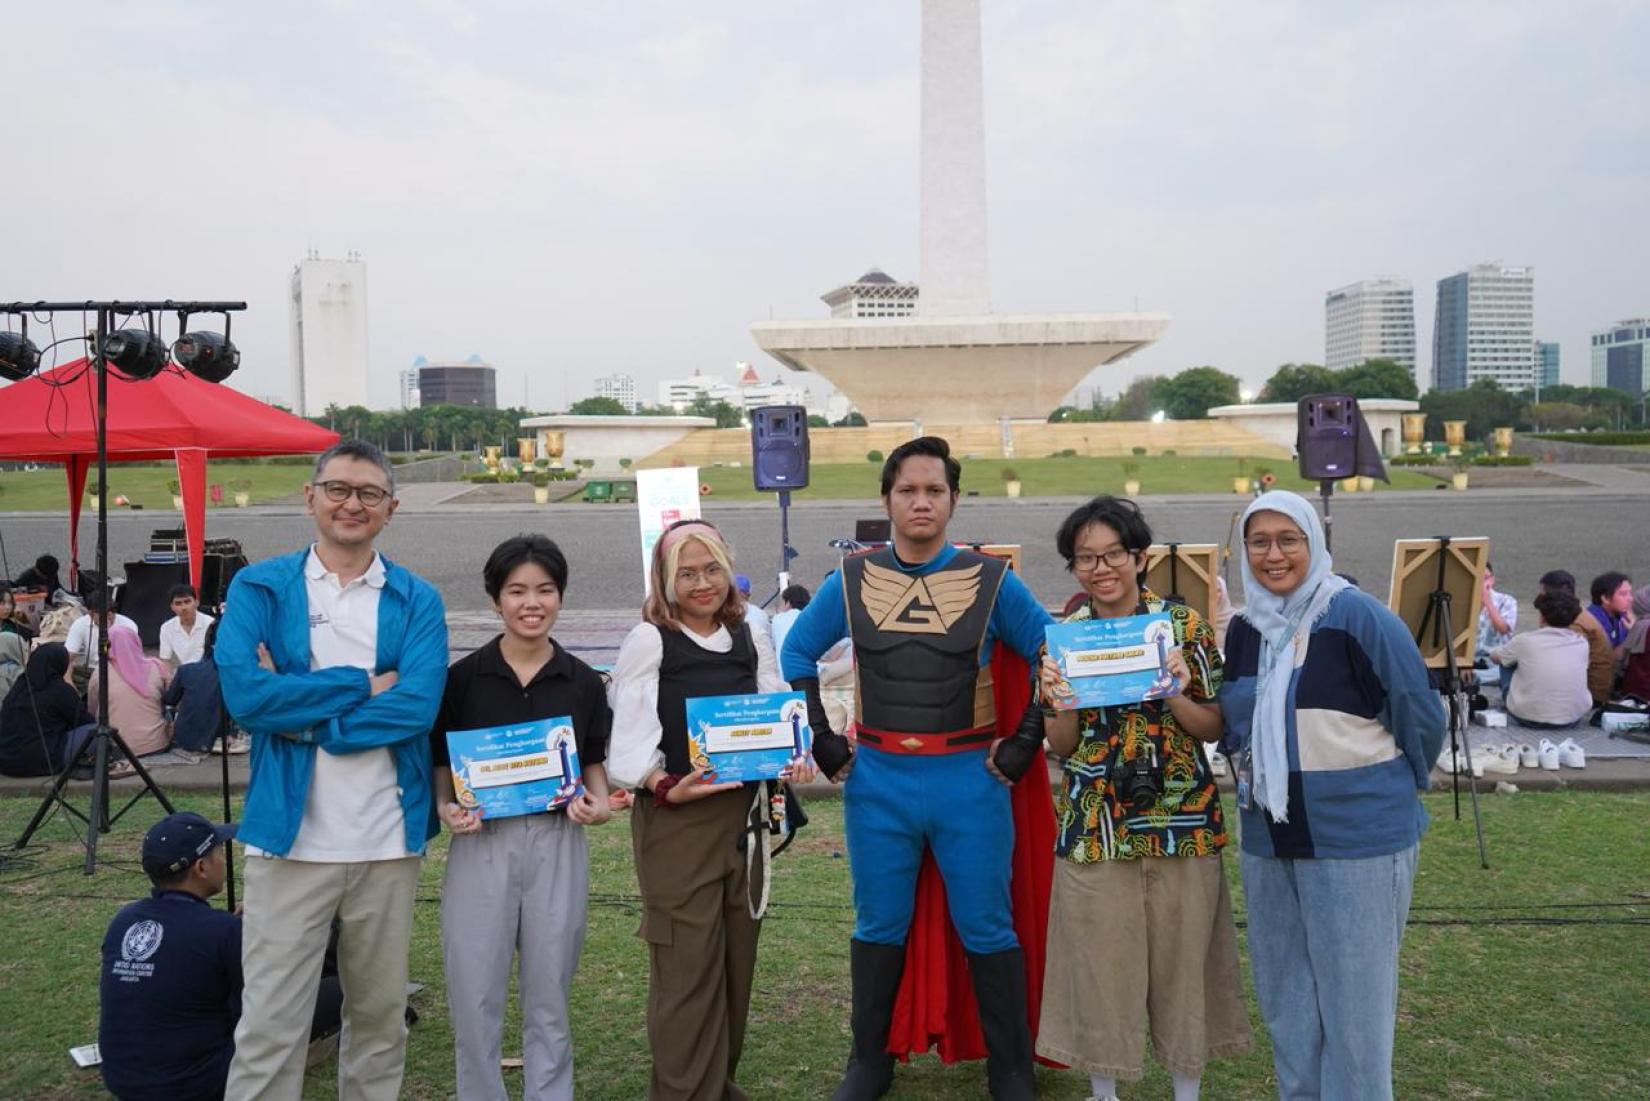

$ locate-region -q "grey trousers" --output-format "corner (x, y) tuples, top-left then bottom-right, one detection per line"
(441, 811), (589, 1101)
(227, 854), (422, 1101)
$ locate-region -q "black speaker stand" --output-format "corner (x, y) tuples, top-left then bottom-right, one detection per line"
(762, 489), (800, 610)
(1317, 479), (1334, 553)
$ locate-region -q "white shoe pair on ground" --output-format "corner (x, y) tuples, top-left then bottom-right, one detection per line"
(1444, 738), (1586, 776)
(1534, 737), (1586, 770)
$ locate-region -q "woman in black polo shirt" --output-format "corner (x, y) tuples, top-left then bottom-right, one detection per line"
(430, 534), (612, 1101)
(607, 518), (815, 1100)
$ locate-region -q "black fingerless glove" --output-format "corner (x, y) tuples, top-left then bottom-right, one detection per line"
(792, 676), (853, 778)
(991, 700), (1046, 783)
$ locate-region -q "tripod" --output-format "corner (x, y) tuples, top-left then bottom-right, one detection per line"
(12, 305), (176, 871)
(1412, 535), (1489, 870)
(760, 488), (800, 611)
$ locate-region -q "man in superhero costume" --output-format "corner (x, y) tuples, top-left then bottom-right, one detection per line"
(781, 436), (1052, 1101)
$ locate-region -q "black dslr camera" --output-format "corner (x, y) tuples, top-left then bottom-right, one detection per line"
(1111, 743), (1162, 811)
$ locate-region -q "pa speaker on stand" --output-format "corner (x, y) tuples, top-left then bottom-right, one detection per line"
(1295, 393), (1388, 553)
(750, 405), (809, 607)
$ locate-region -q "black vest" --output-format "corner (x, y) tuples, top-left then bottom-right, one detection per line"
(843, 547), (1007, 735)
(655, 622), (759, 776)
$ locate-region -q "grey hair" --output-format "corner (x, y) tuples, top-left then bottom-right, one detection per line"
(312, 439), (397, 496)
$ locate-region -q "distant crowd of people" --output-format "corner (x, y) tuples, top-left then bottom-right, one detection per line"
(0, 435), (1639, 1101)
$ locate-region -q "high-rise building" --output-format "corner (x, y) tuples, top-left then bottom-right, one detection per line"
(658, 372), (740, 412)
(820, 268), (920, 319)
(1431, 264), (1535, 392)
(417, 355), (497, 408)
(1324, 278), (1415, 377)
(288, 251), (369, 416)
(593, 373), (639, 412)
(1533, 340), (1560, 392)
(1591, 320), (1650, 396)
(399, 367), (420, 409)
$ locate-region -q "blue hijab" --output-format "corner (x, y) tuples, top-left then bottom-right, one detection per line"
(1237, 491), (1348, 822)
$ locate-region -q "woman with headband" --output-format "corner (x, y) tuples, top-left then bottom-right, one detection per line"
(606, 518), (816, 1100)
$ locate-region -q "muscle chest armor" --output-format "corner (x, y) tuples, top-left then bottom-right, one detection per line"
(843, 548), (1007, 734)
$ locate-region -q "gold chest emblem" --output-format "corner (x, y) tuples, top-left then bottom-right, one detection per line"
(859, 560), (982, 635)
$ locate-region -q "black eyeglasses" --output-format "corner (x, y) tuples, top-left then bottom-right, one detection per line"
(1071, 548), (1135, 571)
(313, 481), (391, 507)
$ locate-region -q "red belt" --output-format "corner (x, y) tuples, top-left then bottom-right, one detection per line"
(855, 725), (995, 756)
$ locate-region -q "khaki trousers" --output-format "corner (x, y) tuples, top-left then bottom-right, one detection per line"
(631, 787), (764, 1101)
(226, 853), (422, 1101)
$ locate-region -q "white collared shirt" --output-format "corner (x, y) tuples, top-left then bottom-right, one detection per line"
(159, 612), (215, 667)
(65, 613), (140, 659)
(284, 546), (408, 863)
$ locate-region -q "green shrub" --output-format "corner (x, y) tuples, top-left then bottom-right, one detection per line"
(867, 450), (883, 463)
(1000, 467), (1020, 482)
(1529, 431), (1650, 447)
(531, 473), (551, 488)
(1131, 446), (1147, 456)
(1388, 454), (1437, 467)
(1161, 449), (1177, 457)
(1470, 455), (1534, 467)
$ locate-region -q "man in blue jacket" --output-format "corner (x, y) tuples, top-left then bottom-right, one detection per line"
(217, 440), (447, 1101)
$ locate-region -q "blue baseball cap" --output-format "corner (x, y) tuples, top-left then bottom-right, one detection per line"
(735, 573), (752, 595)
(141, 812), (236, 878)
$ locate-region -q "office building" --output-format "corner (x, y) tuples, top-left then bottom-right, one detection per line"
(593, 373), (639, 412)
(658, 371), (740, 412)
(417, 355), (497, 408)
(1324, 278), (1416, 377)
(1591, 320), (1650, 396)
(1431, 263), (1535, 392)
(399, 368), (420, 410)
(288, 251), (369, 416)
(820, 268), (920, 319)
(1534, 340), (1560, 392)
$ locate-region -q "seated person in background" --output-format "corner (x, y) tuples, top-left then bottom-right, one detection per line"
(13, 553), (64, 597)
(1476, 561), (1518, 694)
(1617, 584), (1650, 702)
(735, 571), (771, 635)
(0, 632), (25, 700)
(0, 584), (39, 641)
(163, 623), (243, 755)
(1542, 570), (1615, 706)
(0, 643), (93, 777)
(99, 812), (346, 1101)
(1588, 570), (1634, 652)
(89, 626), (175, 759)
(158, 584), (214, 668)
(65, 595), (141, 695)
(1492, 590), (1592, 728)
(770, 583), (810, 657)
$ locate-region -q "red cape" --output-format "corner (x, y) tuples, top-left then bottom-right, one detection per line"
(885, 649), (1057, 1063)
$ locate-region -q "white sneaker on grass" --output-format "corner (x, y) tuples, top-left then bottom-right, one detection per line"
(1479, 744), (1519, 775)
(1517, 743), (1539, 769)
(1538, 738), (1561, 771)
(1557, 737), (1587, 768)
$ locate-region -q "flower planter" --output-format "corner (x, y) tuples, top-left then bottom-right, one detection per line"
(1339, 477), (1359, 493)
(1452, 472), (1470, 491)
(533, 487), (551, 505)
(1232, 476), (1251, 495)
(172, 495), (185, 511)
(1004, 480), (1022, 499)
(233, 492), (251, 508)
(1123, 479), (1141, 497)
(1357, 475), (1375, 492)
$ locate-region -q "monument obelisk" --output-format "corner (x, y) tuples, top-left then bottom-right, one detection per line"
(752, 0), (1168, 425)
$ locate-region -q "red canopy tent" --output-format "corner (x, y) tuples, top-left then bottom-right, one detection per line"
(0, 358), (339, 590)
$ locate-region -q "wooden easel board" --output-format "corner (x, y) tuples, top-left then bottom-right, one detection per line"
(966, 543), (1022, 573)
(1143, 543), (1221, 626)
(1388, 537), (1489, 669)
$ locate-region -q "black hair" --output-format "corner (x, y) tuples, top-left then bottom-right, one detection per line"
(1336, 572), (1361, 589)
(1539, 569), (1576, 594)
(1590, 570), (1631, 606)
(1484, 561), (1493, 574)
(312, 439), (397, 494)
(202, 620), (219, 662)
(167, 583), (198, 602)
(85, 590), (110, 615)
(880, 436), (961, 496)
(1054, 496), (1153, 569)
(483, 534), (569, 600)
(146, 864), (194, 890)
(0, 583), (11, 602)
(781, 584), (811, 610)
(1534, 589), (1581, 629)
(35, 554), (59, 573)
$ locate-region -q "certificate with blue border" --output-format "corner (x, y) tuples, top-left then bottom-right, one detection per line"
(447, 717), (583, 818)
(1044, 614), (1181, 709)
(684, 692), (812, 783)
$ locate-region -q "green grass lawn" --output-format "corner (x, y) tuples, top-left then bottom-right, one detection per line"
(0, 462), (311, 511)
(0, 788), (1645, 1099)
(682, 455), (1442, 502)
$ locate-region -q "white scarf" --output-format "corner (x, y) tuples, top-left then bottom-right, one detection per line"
(1237, 492), (1348, 823)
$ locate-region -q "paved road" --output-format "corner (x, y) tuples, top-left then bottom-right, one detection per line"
(2, 486), (1644, 612)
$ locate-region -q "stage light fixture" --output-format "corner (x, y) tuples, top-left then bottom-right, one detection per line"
(99, 326), (169, 380)
(173, 330), (240, 382)
(0, 327), (41, 381)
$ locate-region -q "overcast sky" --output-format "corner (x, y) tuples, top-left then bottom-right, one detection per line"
(4, 1), (1646, 411)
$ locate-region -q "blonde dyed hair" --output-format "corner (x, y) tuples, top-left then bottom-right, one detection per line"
(642, 521), (747, 633)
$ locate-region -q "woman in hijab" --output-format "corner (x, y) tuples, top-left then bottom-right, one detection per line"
(1218, 491), (1444, 1101)
(0, 643), (93, 776)
(1615, 584), (1650, 701)
(89, 625), (174, 758)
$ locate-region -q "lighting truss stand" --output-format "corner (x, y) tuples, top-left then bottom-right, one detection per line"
(1412, 534), (1489, 870)
(5, 300), (245, 873)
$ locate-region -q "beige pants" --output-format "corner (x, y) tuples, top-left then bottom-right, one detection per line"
(631, 787), (764, 1101)
(1036, 853), (1253, 1080)
(226, 854), (422, 1101)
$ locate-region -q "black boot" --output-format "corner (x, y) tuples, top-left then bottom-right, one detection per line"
(831, 939), (906, 1101)
(967, 948), (1036, 1101)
